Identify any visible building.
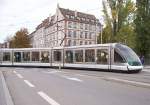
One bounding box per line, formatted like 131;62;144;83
30;4;101;48
0;42;9;48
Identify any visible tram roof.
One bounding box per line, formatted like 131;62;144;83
0;43;121;51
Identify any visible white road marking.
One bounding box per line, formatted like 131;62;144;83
38;91;60;105
16;73;23;78
24;80;35;87
61;75;83;82
44;71;61;74
66;77;83;82
13;71;17;74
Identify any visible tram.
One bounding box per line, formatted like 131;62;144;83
0;43;143;72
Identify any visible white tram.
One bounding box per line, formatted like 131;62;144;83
0;43;143;72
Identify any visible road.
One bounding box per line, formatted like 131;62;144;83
1;67;150;105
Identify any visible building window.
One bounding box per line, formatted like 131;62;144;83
89;32;92;39
70;16;74;19
73;40;76;46
86;18;90;22
92;25;95;31
80;41;83;45
74;22;77;29
80;23;83;29
68;30;72;37
89;25;92;30
80;31;83;38
82;18;85;21
91;20;95;23
85;24;88;30
68;21;72;28
85;41;87;45
85;32;88;39
89;41;92;44
68;40;71;46
66;15;69;18
73;31;76;38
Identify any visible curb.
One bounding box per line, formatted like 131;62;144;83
0;71;14;105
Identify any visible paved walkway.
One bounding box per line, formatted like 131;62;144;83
0;71;7;105
144;65;150;69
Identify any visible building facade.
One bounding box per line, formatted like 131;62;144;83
0;42;9;48
30;5;101;48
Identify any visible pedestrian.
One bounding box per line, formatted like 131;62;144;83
140;55;144;65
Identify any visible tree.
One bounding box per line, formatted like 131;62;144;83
100;0;136;48
134;0;150;58
10;28;31;48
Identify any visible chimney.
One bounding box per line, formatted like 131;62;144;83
49;14;51;22
75;10;78;17
57;3;60;8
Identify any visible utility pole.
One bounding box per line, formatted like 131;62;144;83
101;25;103;44
56;14;67;70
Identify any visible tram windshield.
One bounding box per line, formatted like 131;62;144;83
116;44;142;66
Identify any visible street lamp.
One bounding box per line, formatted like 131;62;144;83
101;24;103;44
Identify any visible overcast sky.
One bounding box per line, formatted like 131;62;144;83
0;0;103;43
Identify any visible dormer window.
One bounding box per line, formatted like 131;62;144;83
91;20;95;23
71;16;74;19
77;17;80;20
86;19;89;22
66;15;69;18
82;18;85;21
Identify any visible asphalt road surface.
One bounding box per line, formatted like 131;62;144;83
1;67;150;105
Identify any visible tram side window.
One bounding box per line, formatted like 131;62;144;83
85;49;95;62
75;50;83;62
65;50;73;63
14;52;21;62
114;50;125;63
54;51;61;62
41;51;49;63
3;52;10;61
97;49;108;64
32;52;39;61
23;52;30;61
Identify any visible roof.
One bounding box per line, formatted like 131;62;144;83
34;6;101;30
59;7;98;24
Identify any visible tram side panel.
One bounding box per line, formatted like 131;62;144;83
10;49;51;67
1;50;13;66
0;50;2;65
63;46;110;70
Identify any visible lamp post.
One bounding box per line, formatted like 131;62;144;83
100;24;103;44
56;15;67;70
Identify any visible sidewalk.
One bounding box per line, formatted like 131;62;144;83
0;71;14;105
0;71;7;105
144;65;150;69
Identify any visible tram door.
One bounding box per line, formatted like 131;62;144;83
0;51;2;65
52;49;63;67
14;52;21;62
96;48;110;70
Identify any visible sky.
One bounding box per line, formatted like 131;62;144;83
0;0;103;43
